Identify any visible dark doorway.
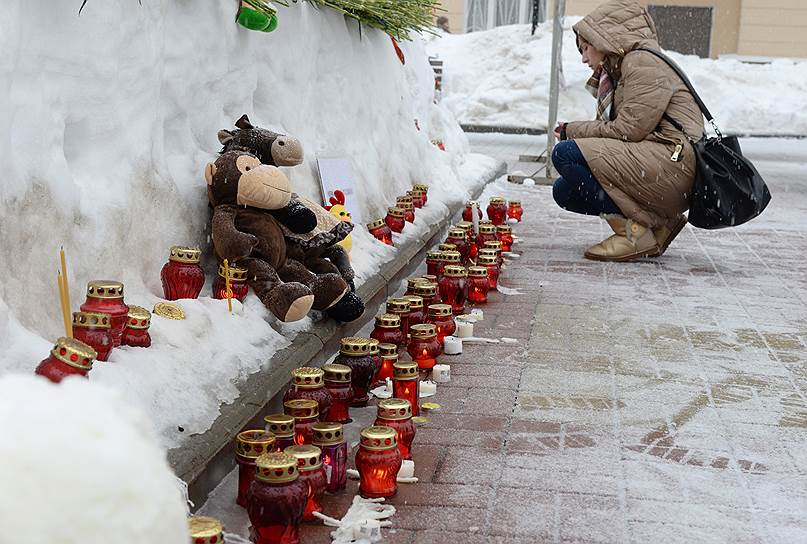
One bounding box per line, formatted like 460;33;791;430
648;5;713;58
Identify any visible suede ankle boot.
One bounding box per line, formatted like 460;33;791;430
585;218;660;262
649;214;687;257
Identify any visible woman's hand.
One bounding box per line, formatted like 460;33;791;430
553;122;567;140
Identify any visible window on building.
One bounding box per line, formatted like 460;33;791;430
466;0;540;32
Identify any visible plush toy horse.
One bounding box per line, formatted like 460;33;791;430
324;190;353;254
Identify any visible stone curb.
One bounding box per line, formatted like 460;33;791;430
176;158;507;506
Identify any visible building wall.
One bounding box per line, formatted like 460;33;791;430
555;0;741;57
436;0;807;59
737;0;807;58
434;0;466;33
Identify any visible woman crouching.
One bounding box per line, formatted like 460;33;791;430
552;0;703;261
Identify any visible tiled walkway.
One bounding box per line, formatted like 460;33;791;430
203;135;807;543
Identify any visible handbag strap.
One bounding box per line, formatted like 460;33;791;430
637;47;722;139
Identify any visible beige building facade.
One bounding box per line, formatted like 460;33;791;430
435;0;807;58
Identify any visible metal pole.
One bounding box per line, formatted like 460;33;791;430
486;0;496;30
545;0;565;179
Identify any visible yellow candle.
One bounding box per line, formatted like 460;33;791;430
223;259;233;313
59;247;73;337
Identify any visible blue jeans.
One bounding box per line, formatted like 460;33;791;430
551;140;622;216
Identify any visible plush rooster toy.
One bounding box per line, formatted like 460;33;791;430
324;190;353;254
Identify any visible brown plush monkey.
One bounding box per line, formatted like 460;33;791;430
206;151;348;321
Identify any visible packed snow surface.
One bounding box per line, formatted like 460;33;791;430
0;375;188;543
427;21;807;135
0;1;498;449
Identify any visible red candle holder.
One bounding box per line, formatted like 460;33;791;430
478;255;500;290
264;414;296;452
368;338;382;386
405;278;424;297
247;452;308;544
375;343;398;386
386;298;411;344
322;364;353;424
439;243;457;253
212;262;249;302
467;266;490;304
439;251;462;281
483;241;504;268
188;516;223;543
384;207;406;233
456;222;478;262
284;399;319;446
367;219;394;246
160;246;204;300
476;224;498;252
71;311;113;362
284;445;327;523
236;430;276;508
392;361;420;416
312;423;347;494
283;367;332;422
496;225;514;252
425;251;446;278
121;305;152;348
408;189;426;208
402;295;426;329
421;274;439;284
462;200;483;222
333;337;376;407
487;197;508;225
413;184;429;205
413;283;438;308
370;314;404;348
396;198;415;223
355;426;402;499
427;304;455;346
507;199;524;222
35;337;96;383
446;228;470;264
407;324;441;370
80;280;128;348
438;265;468;315
375;398;416;461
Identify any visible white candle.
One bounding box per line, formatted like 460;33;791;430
433;364;451;382
398;459;415;479
419;381;437;396
470;308;484;321
443;336;463;355
456;321;473;338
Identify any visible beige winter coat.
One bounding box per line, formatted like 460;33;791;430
565;0;704;228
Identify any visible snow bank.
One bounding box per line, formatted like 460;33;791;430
426;21;807;134
0;1;497;448
0;375;188;543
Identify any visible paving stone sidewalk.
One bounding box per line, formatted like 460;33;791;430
301;136;807;543
204;135;807;543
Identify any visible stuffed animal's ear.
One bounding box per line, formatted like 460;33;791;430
235;114;254;130
218;129;234;145
205;162;217;186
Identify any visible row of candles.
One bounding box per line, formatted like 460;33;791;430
38;182;439;383
33;247;246;383
220;196;524;543
366;194;523;246
364;184;431;246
